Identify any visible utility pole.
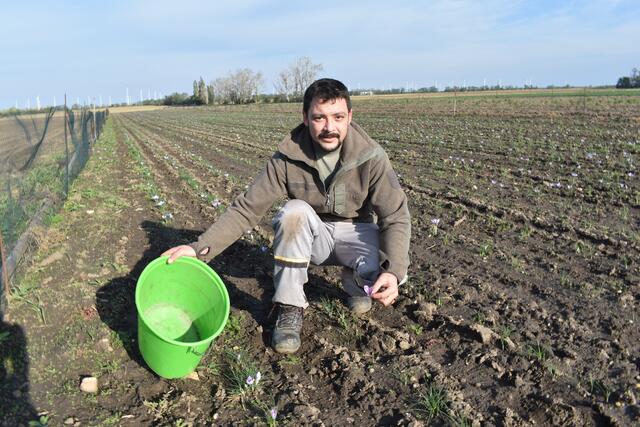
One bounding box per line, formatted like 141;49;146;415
36;95;40;110
126;87;130;105
140;89;143;104
99;95;103;106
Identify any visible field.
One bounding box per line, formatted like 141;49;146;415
2;90;639;426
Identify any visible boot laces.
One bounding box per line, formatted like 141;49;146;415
276;305;303;330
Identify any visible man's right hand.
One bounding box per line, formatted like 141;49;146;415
162;245;197;264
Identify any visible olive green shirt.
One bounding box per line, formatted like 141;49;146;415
313;143;341;189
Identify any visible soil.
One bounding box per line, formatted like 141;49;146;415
1;94;639;426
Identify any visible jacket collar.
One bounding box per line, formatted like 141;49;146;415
277;121;377;169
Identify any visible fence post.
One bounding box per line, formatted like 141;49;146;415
64;94;69;196
0;229;9;300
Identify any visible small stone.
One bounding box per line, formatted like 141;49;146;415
213;413;219;420
369;367;375;373
80;376;98;393
309;368;318;375
64;417;75;425
514;375;525;388
256;325;263;333
184;371;199;381
399;340;411;350
86;210;95;215
96;337;113;352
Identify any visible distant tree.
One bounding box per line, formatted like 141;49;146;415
193;80;199;98
163;92;191;105
207;84;215;105
198;77;208;104
210;69;263;104
616;67;640;88
277;57;323;101
617;76;632;89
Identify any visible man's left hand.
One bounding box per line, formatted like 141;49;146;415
370;272;399;306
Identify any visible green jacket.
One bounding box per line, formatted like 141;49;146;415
191;121;411;281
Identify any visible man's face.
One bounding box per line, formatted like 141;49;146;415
303;97;352;152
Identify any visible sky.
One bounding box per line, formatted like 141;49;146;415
1;0;639;108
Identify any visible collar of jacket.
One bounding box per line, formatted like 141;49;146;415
277;121;384;172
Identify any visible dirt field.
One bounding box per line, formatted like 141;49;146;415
1;92;639;426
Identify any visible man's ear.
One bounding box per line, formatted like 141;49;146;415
303;111;309;126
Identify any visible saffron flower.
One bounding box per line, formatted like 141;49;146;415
246;371;261;386
431;218;441;226
270;408;277;420
364;285;374;296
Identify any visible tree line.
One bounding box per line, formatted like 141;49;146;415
616;68;640;89
163;57;323;106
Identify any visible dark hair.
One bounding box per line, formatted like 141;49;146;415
303;78;351;114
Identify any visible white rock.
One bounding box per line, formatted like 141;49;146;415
80;377;98;393
184;371;200;381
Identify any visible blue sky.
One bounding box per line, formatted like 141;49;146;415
1;0;639;108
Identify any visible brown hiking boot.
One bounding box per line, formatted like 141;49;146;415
272;304;303;354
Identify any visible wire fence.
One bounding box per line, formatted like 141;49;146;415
0;103;108;315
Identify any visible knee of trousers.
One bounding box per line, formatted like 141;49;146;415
272;199;315;229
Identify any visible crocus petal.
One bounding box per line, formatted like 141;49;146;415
364;285;373;296
246;375;254;385
270;408;277;419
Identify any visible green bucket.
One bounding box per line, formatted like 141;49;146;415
135;256;230;378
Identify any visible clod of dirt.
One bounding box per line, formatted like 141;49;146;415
96;337;113;352
292;404;321;419
80;377;98;393
64;417;76;425
467;323;498;344
414;302;437;322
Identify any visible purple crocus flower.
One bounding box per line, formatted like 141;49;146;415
246;375;254;385
270;408;277;419
364;285;374;296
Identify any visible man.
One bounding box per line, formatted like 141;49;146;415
163;78;410;354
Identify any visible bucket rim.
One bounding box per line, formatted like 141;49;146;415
135;255;230;347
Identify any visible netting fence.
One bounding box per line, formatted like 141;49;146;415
0;104;108;315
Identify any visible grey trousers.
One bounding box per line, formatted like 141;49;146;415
271;200;380;308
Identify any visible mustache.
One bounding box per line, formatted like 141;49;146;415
319;131;340;139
